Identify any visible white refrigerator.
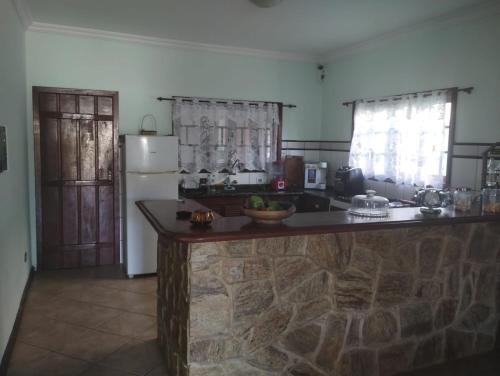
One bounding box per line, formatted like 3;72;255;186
122;135;179;277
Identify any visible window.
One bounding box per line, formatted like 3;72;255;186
349;89;455;188
173;98;281;173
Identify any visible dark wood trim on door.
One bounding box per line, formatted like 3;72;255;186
33;87;120;269
0;268;34;376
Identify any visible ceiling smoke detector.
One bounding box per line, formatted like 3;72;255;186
249;0;284;8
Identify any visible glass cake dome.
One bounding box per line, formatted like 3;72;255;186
348;190;390;218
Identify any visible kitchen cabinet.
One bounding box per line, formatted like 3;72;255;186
193;192;330;217
301;194;330;212
194;197;246;217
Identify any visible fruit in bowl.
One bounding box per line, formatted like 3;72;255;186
248;195;265;209
244;196;296;224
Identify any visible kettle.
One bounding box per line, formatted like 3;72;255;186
414;188;452;208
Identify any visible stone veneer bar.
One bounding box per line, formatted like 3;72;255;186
138;200;500;376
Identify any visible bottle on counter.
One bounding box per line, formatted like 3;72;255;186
482;188;500;214
453;188;473;212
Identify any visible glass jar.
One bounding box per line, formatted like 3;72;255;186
482;188;500;214
348;190;389;217
453;188;473;212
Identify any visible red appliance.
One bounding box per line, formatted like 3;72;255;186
271;177;288;191
271;176;288;191
270;160;288;191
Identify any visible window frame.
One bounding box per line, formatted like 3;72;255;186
348;88;458;188
277;102;283;160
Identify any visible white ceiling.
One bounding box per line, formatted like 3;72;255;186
25;0;492;58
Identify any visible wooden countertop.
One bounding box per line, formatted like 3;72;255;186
136;199;500;243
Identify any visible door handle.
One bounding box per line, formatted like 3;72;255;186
108;169;113;181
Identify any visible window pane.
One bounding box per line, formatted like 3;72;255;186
442;128;449;152
444;102;452;126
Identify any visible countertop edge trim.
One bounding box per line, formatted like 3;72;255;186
136;200;500;243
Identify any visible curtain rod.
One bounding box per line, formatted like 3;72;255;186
341;86;474;107
157;96;297;109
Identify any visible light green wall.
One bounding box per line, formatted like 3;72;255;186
0;0;31;361
25;30;323;266
22;10;500;267
322;12;500;142
26;32;323;139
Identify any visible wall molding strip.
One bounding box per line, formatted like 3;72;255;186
27;22;319;63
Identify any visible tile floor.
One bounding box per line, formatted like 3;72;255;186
7;265;167;376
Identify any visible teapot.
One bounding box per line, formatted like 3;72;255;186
414;188;452;208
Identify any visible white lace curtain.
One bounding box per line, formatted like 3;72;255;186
349;90;451;188
173;98;279;173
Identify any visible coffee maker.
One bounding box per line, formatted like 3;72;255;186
333;166;364;197
304;162;327;190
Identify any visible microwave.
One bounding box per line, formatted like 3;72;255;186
304;162;327;190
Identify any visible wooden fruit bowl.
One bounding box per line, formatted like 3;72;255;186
243;203;296;225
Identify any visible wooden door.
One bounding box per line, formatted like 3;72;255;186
33;87;119;269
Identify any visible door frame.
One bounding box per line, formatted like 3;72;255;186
33;86;120;269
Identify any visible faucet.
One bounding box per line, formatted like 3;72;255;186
224;176;237;191
230;159;242;174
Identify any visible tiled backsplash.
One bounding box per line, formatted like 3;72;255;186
179;171;269;189
175;140;493;198
282;139;494;201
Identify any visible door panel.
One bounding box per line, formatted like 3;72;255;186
41;118;60;182
81;186;97;243
98;96;113;115
34;87;119;269
40;93;57;112
99;185;114;243
79;96;95;114
42;187;60;245
60;94;76;113
62;186;78;245
98;121;113;180
60;119;77;180
80;120;96;180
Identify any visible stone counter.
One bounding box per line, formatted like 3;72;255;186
156;222;500;376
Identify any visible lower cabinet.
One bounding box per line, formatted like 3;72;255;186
223;204;245;217
194;197;246;217
193;193;330;217
301;194;330;212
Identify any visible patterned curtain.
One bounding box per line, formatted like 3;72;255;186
173;98;279;173
349;90;450;188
